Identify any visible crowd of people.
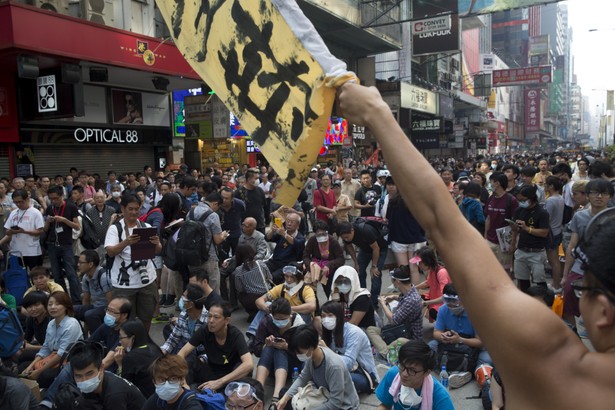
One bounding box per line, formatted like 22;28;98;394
1;93;615;409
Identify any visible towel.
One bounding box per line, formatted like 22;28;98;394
388;372;434;410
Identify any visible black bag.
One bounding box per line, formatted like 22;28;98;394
562;205;573;225
356;217;389;244
381;323;409;345
54;382;104;410
164;209;213;271
437;341;479;373
80;213;100;250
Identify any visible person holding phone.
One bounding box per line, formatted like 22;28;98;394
253;297;304;403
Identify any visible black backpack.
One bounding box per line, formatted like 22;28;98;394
164;208;213;271
80;212;100;250
355;217;388;247
54;382;104;410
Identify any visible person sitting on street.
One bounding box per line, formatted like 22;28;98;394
253;297;304;402
142;354;204;410
265;213;306;284
74;249;113;335
428;284;493;389
320;301;379;394
16;291;50;367
233;244;273;319
224;378;265;410
412;246;451;320
329;265;376;329
368;265;423;359
22;266;64;314
302;220;345;298
178;302;253;391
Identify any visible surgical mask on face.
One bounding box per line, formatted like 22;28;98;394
322;317;336;331
399;385;422;407
518;200;530;208
337;283;351;294
77;372;101;394
284;281;295;289
491;163;497;170
272;318;290;328
316;235;328;243
111;191;121;198
296;352;310;362
449;306;465;316
178;298;187;312
103;313;116;327
155;381;182;401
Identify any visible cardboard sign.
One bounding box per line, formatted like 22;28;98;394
155;0;355;206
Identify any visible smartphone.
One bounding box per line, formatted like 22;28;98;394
274;217;283;228
10;225;19;230
504;218;517;225
274;337;285;343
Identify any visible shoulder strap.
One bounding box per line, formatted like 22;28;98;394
114;221;123;241
176;390;196;409
199;209;213;222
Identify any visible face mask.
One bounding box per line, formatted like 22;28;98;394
316;235;328;243
103;313;116;327
337;283;351;294
156;381;182;401
77;372;101;394
399;385;422;407
518;200;529;208
449;306;465;316
322;317;336;331
284;281;295;289
491;164;497;170
272;317;290;328
296;352;311;362
111;191;121;198
178;298;187;312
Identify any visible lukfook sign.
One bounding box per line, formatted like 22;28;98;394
74;128;139;143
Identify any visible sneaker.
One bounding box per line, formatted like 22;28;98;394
161;296;176;308
448;371;472;389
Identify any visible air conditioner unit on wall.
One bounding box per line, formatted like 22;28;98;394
85;0;114;26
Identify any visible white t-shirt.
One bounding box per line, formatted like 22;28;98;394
104;219;157;289
4;207;44;256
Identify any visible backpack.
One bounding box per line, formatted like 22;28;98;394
437;338;479;373
355;217;388;247
2;254;29;306
138;208;162;223
159;389;225;410
562;205;573;225
164;208;213;271
0;305;24;357
80;212;100;250
54;382;101;410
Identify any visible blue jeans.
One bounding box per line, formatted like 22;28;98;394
41;364;73;408
258;346;289;372
351;370;372;394
248;310;265;336
357;246;388;307
47;244;81;303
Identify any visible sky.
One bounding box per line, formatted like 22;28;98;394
568;0;615;108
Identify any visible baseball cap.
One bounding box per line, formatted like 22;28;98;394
311;168;318;173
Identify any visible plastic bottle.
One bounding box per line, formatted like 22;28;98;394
292;367;299;382
396;340;402;354
387;346;398;366
439;365;449;390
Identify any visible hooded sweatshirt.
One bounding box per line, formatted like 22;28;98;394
330;266;375;328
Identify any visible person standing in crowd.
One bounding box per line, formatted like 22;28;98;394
44;185;81;304
0;189;44;270
544;176;565;289
355;169;381;217
533;158;552;187
484;172;518;273
313;174;337;234
332;180;352;224
341;167;362;222
104;194;161;331
236;170;268;234
572;157;590;182
85;190;116;259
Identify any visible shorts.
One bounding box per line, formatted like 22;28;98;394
112;281;159;324
390;241;427;254
546;232;563;251
563;272;583;317
513;249;547;283
487;240;512;270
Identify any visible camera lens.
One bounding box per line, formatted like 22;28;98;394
139;263;149;284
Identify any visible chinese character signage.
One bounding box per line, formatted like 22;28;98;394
401;83;438;114
37;75;57;113
493;66;552;87
411;118;443;132
411;135;440;150
525;89;541;133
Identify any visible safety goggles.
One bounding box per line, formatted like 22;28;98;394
282;265;298;275
224;381;259;401
443;294;460;306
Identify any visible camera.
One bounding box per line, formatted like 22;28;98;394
368;198;377;206
137;261;149;284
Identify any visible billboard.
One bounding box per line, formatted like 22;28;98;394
525;89;541;133
458;0;561;17
172;88;203;137
412;0;459;56
492;66;552;87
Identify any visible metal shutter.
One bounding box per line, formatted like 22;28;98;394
32;146;155;177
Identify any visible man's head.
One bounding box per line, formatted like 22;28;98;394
589;160;615;180
180;283;206;313
188;268;212;292
224;379;265;410
288;324;320;359
241;217;257;236
150;355;189;401
488;172;508;193
71;184;84;204
284;213;301;233
390;265;412;290
22;290;48;319
551;163;572;184
360;170;372;187
343;168;353;181
245;170;258;188
207;302;232;334
120;194;141;222
320;174;331;188
104;297;131;329
519;167;537;185
78;250;100;276
11;189;29;211
396;340;437;389
538;159;549;172
337;221;354;243
571;180;589;208
502;164;520;182
12;177;25;190
440;168;453;184
585;179;614;210
69;342;105;393
282;264;304;288
48;185;65;207
205;192;223;212
442;283;464;315
178;176;197;196
107;170;117;182
29;266;52;291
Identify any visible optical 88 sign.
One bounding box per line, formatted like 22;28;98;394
74;128;140;143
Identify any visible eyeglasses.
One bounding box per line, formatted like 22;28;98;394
224;382;260;410
588;191;608;197
105;307;121;315
154;376;181;385
397;363;426;376
571;279;615;304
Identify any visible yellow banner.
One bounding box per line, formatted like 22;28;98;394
156;0;355;206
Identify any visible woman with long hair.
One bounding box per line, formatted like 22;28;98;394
413;246;451;321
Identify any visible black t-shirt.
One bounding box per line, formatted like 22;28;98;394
188;324;249;377
45;201;79;245
513;204;550;249
354;185;382;217
24;315;50;345
204;291;224;310
82;371;145;410
346;294;376;328
105;199;122;214
349;222;385;252
141;388;203;410
235;186;266;229
122;345;162;398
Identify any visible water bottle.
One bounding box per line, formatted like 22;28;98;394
292;367;299;382
387;346;398;366
439;365;449;390
396;340;402;354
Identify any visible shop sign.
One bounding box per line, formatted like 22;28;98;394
37;75;57;113
525;89;541;133
412;15;451;35
74;128;139;144
401;83;437;115
351;124;366;140
493;66;552;87
411;118;443;132
411;135;439;149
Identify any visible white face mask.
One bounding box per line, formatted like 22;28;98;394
111;191;121;198
76;372;101;394
297;352;311;362
322;317;337;331
399;385;422;407
316;234;328;243
337;283;352;294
